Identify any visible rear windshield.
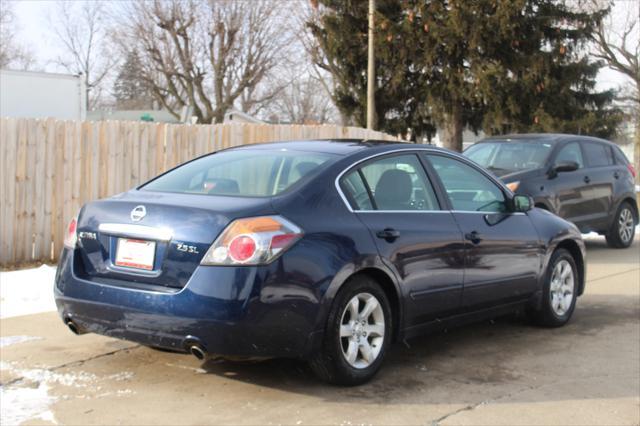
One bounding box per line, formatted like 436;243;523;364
464;141;553;174
141;149;337;197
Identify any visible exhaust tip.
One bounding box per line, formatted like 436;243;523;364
65;319;79;335
189;345;206;360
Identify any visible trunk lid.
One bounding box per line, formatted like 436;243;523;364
74;190;275;290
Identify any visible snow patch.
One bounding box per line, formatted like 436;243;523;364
0;335;43;348
0;264;57;318
0;361;135;425
0;380;57;426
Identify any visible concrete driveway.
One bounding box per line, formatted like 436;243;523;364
1;236;638;425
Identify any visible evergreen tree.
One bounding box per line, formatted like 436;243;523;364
310;0;621;150
308;1;437;140
113;49;153;110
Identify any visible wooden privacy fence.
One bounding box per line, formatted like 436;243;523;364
0;118;397;268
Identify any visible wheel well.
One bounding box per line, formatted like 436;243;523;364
351;268;401;342
556;239;585;295
620;197;639;222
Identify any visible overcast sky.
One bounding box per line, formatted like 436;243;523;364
6;0;639;93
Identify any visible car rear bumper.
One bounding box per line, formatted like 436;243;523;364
54;249;321;358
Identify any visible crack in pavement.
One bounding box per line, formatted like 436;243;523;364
427;372;633;426
586;267;640;284
1;344;140;388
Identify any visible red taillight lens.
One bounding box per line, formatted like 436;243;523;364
228;235;257;263
201;216;303;266
64;216;78;249
627;164;637;178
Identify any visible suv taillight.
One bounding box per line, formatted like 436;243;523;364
627;164;637;178
200;216;303;266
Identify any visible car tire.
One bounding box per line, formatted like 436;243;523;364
309;275;392;386
530;248;578;327
605;202;636;248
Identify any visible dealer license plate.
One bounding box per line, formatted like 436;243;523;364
115;238;156;271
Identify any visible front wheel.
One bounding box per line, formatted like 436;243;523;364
530;248;578;327
309;275;392;386
606;202;636;248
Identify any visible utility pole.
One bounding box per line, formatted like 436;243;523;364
366;0;375;130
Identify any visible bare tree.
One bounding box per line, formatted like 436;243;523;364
0;3;36;70
50;1;115;109
121;0;291;124
589;1;639;104
265;62;337;124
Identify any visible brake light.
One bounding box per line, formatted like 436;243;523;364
228;235;257;262
201;216;303;265
627;164;637;178
64;216;78;249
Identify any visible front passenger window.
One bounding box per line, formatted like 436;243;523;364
555;143;584;168
427;155;507;213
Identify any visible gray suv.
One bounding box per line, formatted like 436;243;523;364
464;134;638;248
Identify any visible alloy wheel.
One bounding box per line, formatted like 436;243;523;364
550;259;574;316
339;292;385;369
618;208;634;244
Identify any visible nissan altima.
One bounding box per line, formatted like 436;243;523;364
55;140;586;385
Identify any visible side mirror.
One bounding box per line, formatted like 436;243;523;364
553;161;579;173
513;194;533;212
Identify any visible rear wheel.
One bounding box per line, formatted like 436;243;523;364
309;275;392;386
606;202;636;248
530;248;578;327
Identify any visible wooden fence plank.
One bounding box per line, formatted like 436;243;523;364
43;118;55;261
1;119;18;264
32;119;47;260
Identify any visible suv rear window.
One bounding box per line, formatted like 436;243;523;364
582;142;613;167
141;149;337;197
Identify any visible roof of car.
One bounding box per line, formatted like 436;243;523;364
229;139;447;155
478;133;614;145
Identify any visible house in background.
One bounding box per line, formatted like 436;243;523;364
224;109;265;124
86;109;180;123
0;69;86;120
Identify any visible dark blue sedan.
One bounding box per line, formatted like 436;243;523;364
55;140;586;385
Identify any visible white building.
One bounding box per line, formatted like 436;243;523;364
0;69;86;120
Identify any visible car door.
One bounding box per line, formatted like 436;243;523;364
548;141;593;223
580;141;617;229
339;152;465;326
423;153;542;309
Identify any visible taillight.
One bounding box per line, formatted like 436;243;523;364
627;164;637;178
201;216;303;265
64;216;78;249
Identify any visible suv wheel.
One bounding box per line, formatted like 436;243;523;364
309;275;392;386
606;202;636;248
530;248;578;327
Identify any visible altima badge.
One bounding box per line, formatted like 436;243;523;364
131;205;147;222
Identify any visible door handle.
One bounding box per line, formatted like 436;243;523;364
376;228;400;241
583;176;591;184
465;231;482;244
614;171;620;179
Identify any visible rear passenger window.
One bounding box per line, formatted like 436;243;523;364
583;142;613;167
341;154;440;211
342;172;373;210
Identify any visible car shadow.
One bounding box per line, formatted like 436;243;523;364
198;293;639;404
